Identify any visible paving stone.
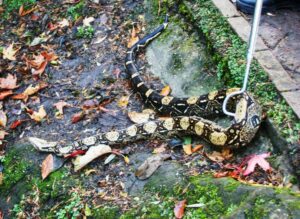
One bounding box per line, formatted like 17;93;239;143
273;32;300;80
281;90;300;119
254;50;299;91
211;0;241;18
259;21;285;48
228;17;268;51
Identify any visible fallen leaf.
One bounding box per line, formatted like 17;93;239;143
65;150;86;158
53;101;70;115
85;204;92;216
0;111;7;127
127;26;139;48
71;111;85;123
28;137;58;152
10;120;25;129
128;111;150;124
183;144;192;155
174;200;187;219
243;153;271;176
135;153;171;180
160;85;171;96
41;154;54;180
117;95;129;108
206;151;226;162
192;144;203;153
2;43;19;61
221;148;233;160
0;74;18;89
124;156;130;164
153;144;167;154
58;18;70;28
0;90;13;100
31;60;48;76
213;171;229;178
104;154;116;164
41;154;65;179
0;130;8;140
41;51;58;61
73;144;112;171
19;5;36;16
29;105;47;122
83;17;95;26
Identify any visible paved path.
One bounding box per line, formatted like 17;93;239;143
212;0;300;118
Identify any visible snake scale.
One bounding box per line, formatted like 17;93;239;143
30;18;262;156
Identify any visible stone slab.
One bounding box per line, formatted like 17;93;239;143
281;90;300;119
211;0;241;18
254;50;300;91
228;17;268;51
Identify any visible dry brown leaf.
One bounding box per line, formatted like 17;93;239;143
71;111;85;123
29;105;47;122
127;26;139;48
0;74;18;89
41;154;54;180
0;111;7;127
19;5;37;16
117;95;129;108
2;43;19;61
192;144;203;153
128;111;150;124
0;130;8;140
0;90;13;100
160;85;171;96
41;51;58;61
206;151;225;162
58;18;70;28
53;101;69;115
183;144;192;155
135;153;171;180
73;144;112;171
31;60;48;76
174;200;187;219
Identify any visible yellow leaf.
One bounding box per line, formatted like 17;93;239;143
124;156;130;164
117;96;129;108
0;110;7;127
2;43;19;61
160;85;171;96
29;105;47;122
183;144;192;155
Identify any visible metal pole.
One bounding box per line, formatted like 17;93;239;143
222;0;263;118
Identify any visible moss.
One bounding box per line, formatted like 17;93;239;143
223;178;241;192
0;146;36;194
93;206;121;219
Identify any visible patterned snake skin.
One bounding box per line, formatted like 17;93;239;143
31;18;262;156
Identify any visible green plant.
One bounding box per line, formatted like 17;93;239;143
2;0;36;18
77;26;94;39
67;1;85;20
55;192;84;219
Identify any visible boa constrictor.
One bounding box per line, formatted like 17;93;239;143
30;19;262;156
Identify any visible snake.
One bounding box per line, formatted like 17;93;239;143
30;18;262;156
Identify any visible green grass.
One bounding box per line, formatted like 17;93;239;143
2;0;36;18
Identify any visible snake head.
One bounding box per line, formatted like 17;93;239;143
28;137;58;153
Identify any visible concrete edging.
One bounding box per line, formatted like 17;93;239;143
211;0;300;118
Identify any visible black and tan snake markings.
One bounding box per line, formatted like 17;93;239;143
31;18;262;156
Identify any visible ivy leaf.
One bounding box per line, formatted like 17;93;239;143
243;153;271;176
